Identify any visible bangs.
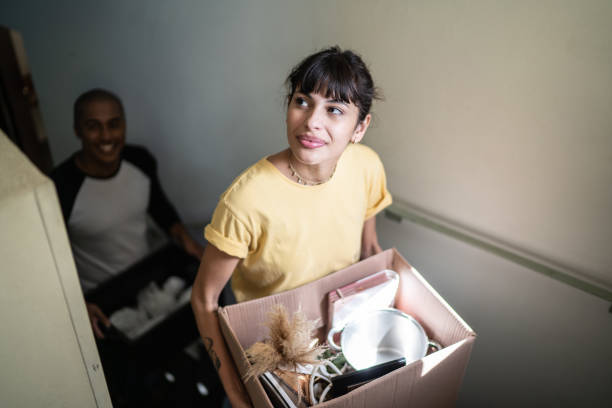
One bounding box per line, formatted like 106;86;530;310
286;46;378;121
293;57;359;105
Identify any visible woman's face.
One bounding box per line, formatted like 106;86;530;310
286;90;370;167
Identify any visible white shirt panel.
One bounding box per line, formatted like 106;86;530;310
68;161;150;291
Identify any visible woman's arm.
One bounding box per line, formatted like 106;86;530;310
361;216;383;259
191;244;252;407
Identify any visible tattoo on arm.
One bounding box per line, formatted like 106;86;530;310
203;337;221;370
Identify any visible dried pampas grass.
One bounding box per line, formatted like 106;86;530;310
244;304;324;381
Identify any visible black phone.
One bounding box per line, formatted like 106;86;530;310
328;357;406;399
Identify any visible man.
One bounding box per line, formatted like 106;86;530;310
52;88;204;338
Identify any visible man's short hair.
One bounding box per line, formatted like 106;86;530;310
73;88;124;129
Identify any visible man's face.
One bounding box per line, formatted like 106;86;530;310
75;99;126;168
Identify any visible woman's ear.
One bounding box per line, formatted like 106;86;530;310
352;114;371;143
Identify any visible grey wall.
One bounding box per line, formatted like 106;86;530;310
2;1;611;405
1;0;325;222
377;214;612;407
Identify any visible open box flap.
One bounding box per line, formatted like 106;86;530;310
218;307;272;408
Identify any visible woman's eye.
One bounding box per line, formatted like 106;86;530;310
295;97;308;107
328;106;343;115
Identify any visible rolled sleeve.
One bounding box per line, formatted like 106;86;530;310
364;152;392;219
204;199;251;258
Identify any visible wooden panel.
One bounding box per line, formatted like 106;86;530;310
0;26;53;174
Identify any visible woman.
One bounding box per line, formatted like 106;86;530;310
191;46;392;407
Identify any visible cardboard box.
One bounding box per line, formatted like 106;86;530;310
218;249;476;407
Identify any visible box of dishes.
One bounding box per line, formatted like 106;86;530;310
218;248;476;407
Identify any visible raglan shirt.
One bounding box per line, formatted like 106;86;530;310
51;145;181;293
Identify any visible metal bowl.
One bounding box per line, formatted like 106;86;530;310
328;308;439;370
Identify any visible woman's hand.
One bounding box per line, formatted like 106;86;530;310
86;302;110;339
170;222;205;260
360;216;383;259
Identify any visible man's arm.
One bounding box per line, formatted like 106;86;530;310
169;222;204;260
123;147;204;259
191;244;252;408
123;146;183;234
51;160;111;339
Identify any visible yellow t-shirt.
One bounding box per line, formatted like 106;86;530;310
204;144;392;302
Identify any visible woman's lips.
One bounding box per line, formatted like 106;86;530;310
297;135;326;149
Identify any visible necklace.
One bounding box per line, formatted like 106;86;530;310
288;155;336;186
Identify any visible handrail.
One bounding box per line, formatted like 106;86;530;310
384;200;612;307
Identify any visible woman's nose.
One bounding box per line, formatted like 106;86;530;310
305;108;323;130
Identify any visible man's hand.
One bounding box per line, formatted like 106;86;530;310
86;302;110;339
170;223;205;260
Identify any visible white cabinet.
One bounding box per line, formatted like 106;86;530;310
0;132;111;407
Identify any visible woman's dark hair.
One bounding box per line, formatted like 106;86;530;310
73;88;124;129
286;46;380;122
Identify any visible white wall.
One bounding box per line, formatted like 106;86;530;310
377;214;612;407
313;0;612;292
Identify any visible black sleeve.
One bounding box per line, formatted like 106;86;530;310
50;156;85;224
122;145;182;233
